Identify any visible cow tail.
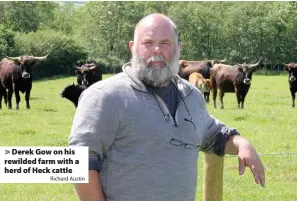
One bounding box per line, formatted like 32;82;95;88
209;69;216;89
209;69;217;97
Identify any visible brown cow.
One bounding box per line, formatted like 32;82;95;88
189;72;211;100
210;58;263;109
0;54;49;109
178;58;226;102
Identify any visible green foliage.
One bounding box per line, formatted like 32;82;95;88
14;29;88;78
2;2;297;77
46;2;77;35
0;24;16;59
0;2;57;33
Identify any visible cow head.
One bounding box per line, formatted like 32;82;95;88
197;79;211;93
238;58;263;85
6;53;49;79
74;64;97;86
284;63;297;83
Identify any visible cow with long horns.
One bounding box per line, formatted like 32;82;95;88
0;54;49;109
210;58;263;109
74;63;102;87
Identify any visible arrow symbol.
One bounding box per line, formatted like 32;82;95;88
5;150;10;155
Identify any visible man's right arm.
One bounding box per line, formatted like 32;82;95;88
69;87;120;201
75;170;106;201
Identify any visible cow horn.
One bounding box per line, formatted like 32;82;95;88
249;58;263;68
33;52;50;61
88;66;97;70
6;56;21;62
219;57;227;63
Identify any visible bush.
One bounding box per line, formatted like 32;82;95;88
88;56;124;74
14;29;88;78
0;24;16;59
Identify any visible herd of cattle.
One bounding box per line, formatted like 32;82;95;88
0;53;297;110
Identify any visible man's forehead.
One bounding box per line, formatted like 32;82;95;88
141;32;172;41
137;24;175;41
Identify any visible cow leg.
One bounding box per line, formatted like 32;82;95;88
7;89;13;109
291;90;295;108
0;88;6;109
212;88;217;108
25;90;31;109
235;88;241;109
219;90;224;109
3;89;7;106
241;94;246;109
204;92;210;103
14;90;21;110
0;90;2;109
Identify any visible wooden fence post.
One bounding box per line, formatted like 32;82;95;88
203;153;224;201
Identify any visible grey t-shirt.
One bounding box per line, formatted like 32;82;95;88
144;81;179;118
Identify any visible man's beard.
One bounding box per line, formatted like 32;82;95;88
131;50;180;87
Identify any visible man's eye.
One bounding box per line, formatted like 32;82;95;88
144;41;152;44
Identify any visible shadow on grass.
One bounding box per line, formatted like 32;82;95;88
18;129;36;135
233;115;248;121
43;108;58;112
47;140;68;146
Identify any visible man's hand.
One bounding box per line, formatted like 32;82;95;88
238;143;265;187
225;135;265;187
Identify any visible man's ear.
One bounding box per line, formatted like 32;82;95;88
129;41;134;54
178;42;182;50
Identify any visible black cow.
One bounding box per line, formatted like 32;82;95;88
75;63;102;87
210;58;263;109
0;54;49;109
284;63;297;107
60;83;87;107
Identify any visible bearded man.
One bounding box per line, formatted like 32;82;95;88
69;13;265;201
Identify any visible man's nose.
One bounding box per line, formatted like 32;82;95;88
153;45;162;55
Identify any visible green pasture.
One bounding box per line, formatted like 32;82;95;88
0;74;296;201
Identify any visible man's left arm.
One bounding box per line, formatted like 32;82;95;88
199;97;265;187
225;135;265;187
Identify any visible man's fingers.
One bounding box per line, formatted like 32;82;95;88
250;165;258;182
259;167;266;187
251;165;266;187
238;157;245;175
260;174;265;187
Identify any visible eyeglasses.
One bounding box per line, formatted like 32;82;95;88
170;138;200;149
184;117;196;130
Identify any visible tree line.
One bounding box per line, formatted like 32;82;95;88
0;1;296;78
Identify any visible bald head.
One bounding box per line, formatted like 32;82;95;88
134;13;178;45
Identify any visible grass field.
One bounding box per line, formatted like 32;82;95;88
0;74;296;201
